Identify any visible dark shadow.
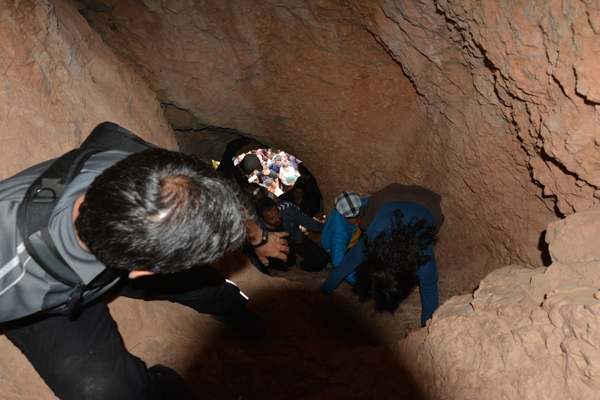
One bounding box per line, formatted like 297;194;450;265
181;280;428;400
537;230;552;267
1;246;429;399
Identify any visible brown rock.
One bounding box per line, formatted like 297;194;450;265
0;0;177;183
77;0;566;274
400;205;600;399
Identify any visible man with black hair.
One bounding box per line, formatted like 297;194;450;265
216;136;262;190
320;183;444;327
263;177;283;197
0;142;289;399
254;163;279;186
255;197;330;272
268;155;282;174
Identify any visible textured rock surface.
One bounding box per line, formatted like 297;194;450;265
77;0;584;279
2;0;600;398
0;0;177;183
399;206;600;399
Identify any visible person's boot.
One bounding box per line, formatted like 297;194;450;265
213;308;266;340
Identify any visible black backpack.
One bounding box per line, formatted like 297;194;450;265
17;122;157;314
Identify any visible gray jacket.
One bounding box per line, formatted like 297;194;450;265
0;151;129;322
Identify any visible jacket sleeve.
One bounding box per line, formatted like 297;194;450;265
217;137;251;166
415;243;439;326
293;207;324;233
320;236;366;295
321;210;354;267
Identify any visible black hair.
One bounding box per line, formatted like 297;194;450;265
75;148;248;274
292;181;306;191
254;196;277;218
352;209;437;313
263;177;274;187
297;162;309;175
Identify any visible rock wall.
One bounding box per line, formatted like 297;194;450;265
0;0;177;183
76;0;591;279
399;206;600;399
77;0;432;194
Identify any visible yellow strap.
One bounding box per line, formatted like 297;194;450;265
346;227;362;250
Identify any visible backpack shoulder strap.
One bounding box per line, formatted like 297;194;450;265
80;121;157;153
17;146;106;287
17;122;155;313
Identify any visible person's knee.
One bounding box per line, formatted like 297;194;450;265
298;253;329;272
46;348;154;400
147;364;197;399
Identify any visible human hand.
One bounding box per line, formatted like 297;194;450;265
313;212;326;222
254;231;289;265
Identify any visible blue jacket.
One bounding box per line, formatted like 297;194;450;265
320;201;439;327
321;197;370;267
321;197;369;285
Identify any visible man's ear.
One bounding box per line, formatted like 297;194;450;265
128;270;155;279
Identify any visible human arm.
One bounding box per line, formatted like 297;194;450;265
312;211;325;221
415;243;439;327
320;210;353;267
218;137;252;166
320;236;367;295
330;222;353;267
245;219;288;265
293;207;325;233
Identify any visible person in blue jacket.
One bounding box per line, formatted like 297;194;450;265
320;183;444;327
321;191;370;284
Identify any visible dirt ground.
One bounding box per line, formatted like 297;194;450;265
0;233;486;400
183;231;485;400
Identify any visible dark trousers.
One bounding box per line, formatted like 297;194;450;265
266;235;330;272
1;266;247;400
290;235;330;272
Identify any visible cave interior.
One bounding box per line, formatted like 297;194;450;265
2;0;600;398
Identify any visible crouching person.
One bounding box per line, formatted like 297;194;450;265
320;183;444;327
255;197;330;272
0;124;288;400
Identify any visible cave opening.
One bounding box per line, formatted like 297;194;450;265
171;122;430;333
